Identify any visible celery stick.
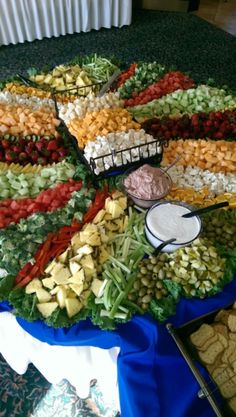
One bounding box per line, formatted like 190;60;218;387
109;256;131;274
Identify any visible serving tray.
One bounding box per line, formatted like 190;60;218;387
166;304;236;417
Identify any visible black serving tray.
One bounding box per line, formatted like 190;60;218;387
166;303;236;417
53;96;168;180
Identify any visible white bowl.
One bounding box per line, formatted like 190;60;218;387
145;201;202;252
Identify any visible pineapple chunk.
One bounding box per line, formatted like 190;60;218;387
111;190;124;199
106;200;124;219
68;268;85;285
118;196;127;209
71;233;82;246
86;233;101;246
51;266;71;285
37;302;58;318
92;209;106;224
91;278;107;297
45;259;57;274
99;247;109;264
69;260;81;275
25;278;42;294
83;267;96;279
42;277;55;290
80;255;95;270
105;221;119;232
76;245;93;256
65;298;83;318
56;287;68;308
43;74;53;84
36;288;52;303
34;75;45;83
57;248;70;264
49;262;64;276
69;283;84;297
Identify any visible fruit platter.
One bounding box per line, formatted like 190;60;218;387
0;54;235;330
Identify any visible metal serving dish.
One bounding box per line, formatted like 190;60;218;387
166;304;236;417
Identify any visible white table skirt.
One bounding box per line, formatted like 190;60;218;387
0;312;120;409
0;0;132;46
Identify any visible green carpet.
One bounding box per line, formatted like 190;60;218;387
0;9;236;88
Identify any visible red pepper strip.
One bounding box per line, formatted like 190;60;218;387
15;187;110;288
17;275;33;288
15;262;33;284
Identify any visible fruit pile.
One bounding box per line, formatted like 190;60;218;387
0;179;82;228
129;85;236;122
0;135;68;164
124;71;195;107
141;110;236;140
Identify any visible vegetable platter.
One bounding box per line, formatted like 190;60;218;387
0;54;235;330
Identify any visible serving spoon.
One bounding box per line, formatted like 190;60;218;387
153;238;176;256
182;201;229;218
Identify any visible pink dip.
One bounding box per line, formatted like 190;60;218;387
124;164;171;199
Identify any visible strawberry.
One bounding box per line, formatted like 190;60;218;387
35;142;44;152
19;152;28;161
51;152;59;162
1;139;10;149
12;145;22;154
31;151;39;163
47;140;58;151
5;150;17;162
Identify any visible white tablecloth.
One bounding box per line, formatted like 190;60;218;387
0;0;132;46
0;312;120;408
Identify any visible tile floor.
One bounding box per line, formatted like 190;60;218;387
194;0;236;36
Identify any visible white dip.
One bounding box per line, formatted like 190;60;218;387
146;203;200;244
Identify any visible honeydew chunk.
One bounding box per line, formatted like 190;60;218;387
69;283;84;297
69;260;81;275
68;269;85;285
56;287;68;308
52;266;71;285
65;298;83;318
25;278;42;294
42;277;55;290
36;288;52;303
37;302;59;318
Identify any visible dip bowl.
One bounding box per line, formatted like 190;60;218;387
122;164;172;209
145;201;202;252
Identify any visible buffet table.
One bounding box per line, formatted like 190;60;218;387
0;0;132;46
1;277;236;417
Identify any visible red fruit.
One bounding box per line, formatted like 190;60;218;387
0;151;4;160
57;148;67;157
18;138;27;147
5;151;16;162
25;143;35;154
51;152;59;162
12;145;22;154
31;151;39;163
19;152;28;161
35;142;44;152
1;139;10;149
47;140;58;151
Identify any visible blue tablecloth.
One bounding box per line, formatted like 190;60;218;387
1;277;236;417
